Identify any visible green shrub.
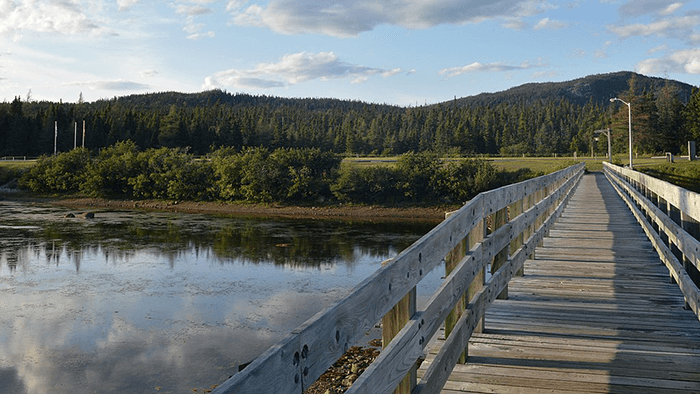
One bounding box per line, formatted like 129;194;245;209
81;141;140;197
432;159;498;202
20;148;90;193
395;151;440;201
331;165;400;204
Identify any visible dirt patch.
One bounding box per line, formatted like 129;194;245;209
51;198;452;223
303;340;383;394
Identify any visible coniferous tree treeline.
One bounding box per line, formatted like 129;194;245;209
1;72;699;157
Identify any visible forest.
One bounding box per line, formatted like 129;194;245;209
1;71;699;159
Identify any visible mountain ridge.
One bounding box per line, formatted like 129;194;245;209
103;71;696;110
447;71;696;108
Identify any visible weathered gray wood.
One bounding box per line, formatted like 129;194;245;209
212;163;585;394
347;168;583;394
608;163;700;223
413;167;582;394
416;172;700;394
605;164;700;317
382;258;417;394
346;244;486;394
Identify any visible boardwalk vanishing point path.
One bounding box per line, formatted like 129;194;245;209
419;172;700;393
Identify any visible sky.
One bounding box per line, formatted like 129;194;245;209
0;0;699;107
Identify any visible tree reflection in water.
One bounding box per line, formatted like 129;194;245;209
0;201;439;394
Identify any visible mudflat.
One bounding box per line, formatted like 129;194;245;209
53;197;452;223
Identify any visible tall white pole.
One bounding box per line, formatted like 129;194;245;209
627;103;632;170
54;121;57;155
606;128;611;162
74;121;77;150
610;98;633;170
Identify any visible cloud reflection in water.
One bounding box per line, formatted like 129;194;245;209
0;203;437;393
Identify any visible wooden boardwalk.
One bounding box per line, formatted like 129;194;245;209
419;172;700;393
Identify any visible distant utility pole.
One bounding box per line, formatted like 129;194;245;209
82;120;86;148
74;121;77;150
54;121;58;155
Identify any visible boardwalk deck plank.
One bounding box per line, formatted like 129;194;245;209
418;172;700;394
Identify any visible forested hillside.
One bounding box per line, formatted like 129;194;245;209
1;71;699;157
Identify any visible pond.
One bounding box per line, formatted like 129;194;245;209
0;201;441;394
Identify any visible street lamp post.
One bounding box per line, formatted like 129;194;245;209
593;128;611;163
610;98;632;170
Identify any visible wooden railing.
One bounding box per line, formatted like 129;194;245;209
212;162;585;394
604;162;700;318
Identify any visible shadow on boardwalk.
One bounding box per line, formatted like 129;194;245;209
421;172;700;393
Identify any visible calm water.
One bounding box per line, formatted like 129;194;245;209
0;201;440;394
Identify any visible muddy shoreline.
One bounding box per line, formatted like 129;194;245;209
48;197;453;223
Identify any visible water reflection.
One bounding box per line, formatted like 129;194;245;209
0;201;439;393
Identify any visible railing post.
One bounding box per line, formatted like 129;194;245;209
510;197;525;276
527;192;536;259
492;206;508;299
382;260;416;394
468;218;486;333
535;186;545;248
444;212;468;364
444;208;485;364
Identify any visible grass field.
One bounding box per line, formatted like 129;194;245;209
0;159;34;185
343;155;649;174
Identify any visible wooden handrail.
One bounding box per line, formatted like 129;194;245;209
604;162;700;318
212;162;585;394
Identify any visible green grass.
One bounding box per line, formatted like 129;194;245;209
341;156;400;168
0;160;34;186
344;155;586;174
635;159;700;193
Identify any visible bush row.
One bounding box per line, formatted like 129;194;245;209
19;142;511;205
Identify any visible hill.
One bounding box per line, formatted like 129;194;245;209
448;71;696;108
98;71;694;111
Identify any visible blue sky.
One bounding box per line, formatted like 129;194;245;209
1;0;699;106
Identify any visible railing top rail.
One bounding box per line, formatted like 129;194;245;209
603;162;700;318
603;162;700;223
212;162;585;394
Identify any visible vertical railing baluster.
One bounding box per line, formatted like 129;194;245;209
444;206;486;364
492;206;509;299
382;259;416;394
510;196;525;276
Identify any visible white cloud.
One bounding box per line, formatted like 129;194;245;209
648;44;667;54
608;15;700;43
636;48;700;74
660;2;684;15
229;0;553;37
203;52;403;89
174;4;213;17
172;1;216;40
439;60;541;78
502;18;528;30
534;17;568;30
203;51;402;90
117;0;139;11
89;80;150;91
226;0;248;12
139;69;158;78
0;0;103;38
618;0;687;17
